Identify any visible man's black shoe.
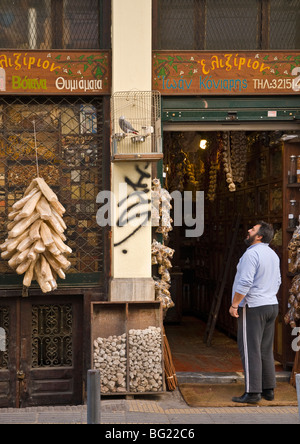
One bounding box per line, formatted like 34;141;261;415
232;392;261;404
262;389;274;401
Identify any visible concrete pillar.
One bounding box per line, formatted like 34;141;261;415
110;0;154;301
112;0;152;93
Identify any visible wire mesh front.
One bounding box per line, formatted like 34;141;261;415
270;0;300;49
155;0;300;50
0;0;101;50
111;91;162;157
0;96;104;281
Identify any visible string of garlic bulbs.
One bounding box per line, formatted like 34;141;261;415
207;161;218;202
230;132;247;184
222;132;236;192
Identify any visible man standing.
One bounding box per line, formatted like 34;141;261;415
229;221;281;404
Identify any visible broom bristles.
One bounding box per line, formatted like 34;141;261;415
163;327;178;391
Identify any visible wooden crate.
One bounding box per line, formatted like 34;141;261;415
91;301;165;395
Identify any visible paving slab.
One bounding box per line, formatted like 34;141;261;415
0;372;298;425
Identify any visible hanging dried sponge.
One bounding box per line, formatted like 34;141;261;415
0;177;72;293
152;240;175;311
152;178;173;240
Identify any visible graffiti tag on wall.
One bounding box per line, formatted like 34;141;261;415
115;163;151;254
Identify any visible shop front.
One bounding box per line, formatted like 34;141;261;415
0;50;111;407
153;50;300;371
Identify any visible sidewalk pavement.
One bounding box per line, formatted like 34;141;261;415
0;372;299;425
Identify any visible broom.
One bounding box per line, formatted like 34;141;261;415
163;326;178;391
290;348;299;388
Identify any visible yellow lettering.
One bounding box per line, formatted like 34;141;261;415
0;55;8;68
260;63;270;72
28;57;35;70
200;59;210;75
224;54;233;71
238;58;246;70
210;55;219;71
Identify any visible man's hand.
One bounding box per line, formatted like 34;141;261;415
229;306;239;318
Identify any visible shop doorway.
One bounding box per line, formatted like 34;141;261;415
0;295;83;408
162;128;300;370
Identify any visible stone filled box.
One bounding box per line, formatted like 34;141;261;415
91;301;165;395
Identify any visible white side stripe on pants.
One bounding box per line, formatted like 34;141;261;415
243;305;250;393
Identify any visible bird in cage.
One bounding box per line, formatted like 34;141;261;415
119;116;139;135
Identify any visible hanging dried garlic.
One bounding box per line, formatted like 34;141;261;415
0;177;72;293
222;132;236;192
207;161;218;202
178;150;199;189
230;131;247;184
284;274;300;328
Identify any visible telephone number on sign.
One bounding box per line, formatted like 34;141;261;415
253;67;300;91
253;78;296;90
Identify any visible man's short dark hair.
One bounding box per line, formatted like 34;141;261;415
256;221;274;244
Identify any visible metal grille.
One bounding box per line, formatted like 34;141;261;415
63;0;100;49
206;0;259;50
270;0;300;49
0;96;104;278
158;0;199;50
0;306;9;369
32;304;73;367
0;0;101;50
155;0;300;50
157;0;260;50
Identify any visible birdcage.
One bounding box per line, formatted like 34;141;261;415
111;91;163;161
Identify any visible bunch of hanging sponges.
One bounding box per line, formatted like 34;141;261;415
0;177;72;293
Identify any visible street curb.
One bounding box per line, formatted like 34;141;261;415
176;371;291;385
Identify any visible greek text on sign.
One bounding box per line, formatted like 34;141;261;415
153;51;300;95
0;51;111;95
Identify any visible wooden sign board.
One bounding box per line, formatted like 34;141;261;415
0;50;111;95
153;51;300;95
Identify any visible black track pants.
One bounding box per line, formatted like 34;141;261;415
237;304;279;394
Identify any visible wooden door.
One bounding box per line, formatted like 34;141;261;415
0;295;83;408
0;299;17;408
